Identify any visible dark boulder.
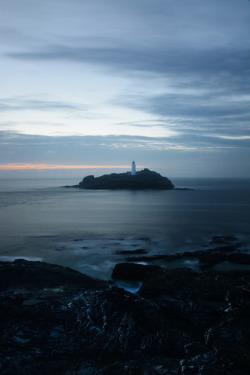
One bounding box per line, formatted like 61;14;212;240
0;260;189;374
0;258;105;291
112;262;162;280
1;259;250;374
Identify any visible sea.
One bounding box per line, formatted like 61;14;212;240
0;177;250;281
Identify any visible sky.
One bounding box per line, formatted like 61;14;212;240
0;0;249;178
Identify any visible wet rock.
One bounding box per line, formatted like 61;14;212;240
0;258;105;291
124;254;172;262
139;268;249;324
138;267;250;374
116;249;148;255
1;259;250;374
0;260;188;374
198;252;250;270
211;235;239;245
123;241;248;271
100;359;180;375
204;285;250;373
112;262;162;280
179;351;247;375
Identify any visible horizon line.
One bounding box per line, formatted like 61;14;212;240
0;163;143;171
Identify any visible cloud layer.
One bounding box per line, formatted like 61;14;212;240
0;0;249;176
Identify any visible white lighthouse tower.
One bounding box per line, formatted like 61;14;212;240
131;161;136;175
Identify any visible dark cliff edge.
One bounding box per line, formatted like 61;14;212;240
1;237;250;375
66;168;175;190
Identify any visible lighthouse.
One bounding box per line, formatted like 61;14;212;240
131;161;136;175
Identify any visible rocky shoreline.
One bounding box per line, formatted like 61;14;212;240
1;237;250;374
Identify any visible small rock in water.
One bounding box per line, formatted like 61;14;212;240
116;249;148;255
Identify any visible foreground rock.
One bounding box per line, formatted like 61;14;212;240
112;263;250;374
69;168;174;190
122;237;250;271
1;259;250;374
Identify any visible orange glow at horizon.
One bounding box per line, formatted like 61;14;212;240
0;163;136;171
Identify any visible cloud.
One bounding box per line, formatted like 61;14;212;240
131;91;250;121
6;44;249;82
212;135;250;141
0;131;249;177
0;163;131;170
0;131;246;161
0;97;85;112
7;43;249;135
1;0;249;177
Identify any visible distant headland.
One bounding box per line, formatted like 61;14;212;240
67;161;175;190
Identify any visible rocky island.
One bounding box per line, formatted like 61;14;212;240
72;168;174;190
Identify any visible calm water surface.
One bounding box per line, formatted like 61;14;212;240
0;177;249;279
